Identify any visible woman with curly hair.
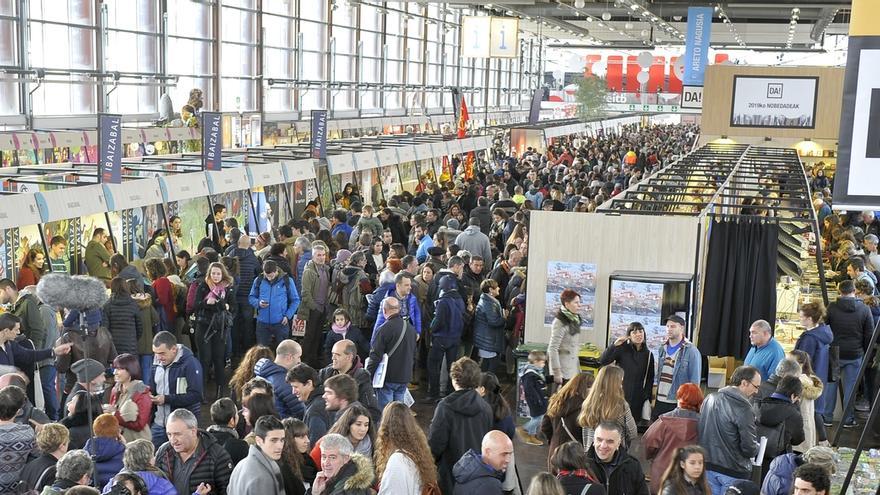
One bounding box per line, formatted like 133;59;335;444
228;346;274;402
374;401;438;494
541;372;594;468
578;364;637;450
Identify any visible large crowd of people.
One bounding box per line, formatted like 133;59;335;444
0;122;859;495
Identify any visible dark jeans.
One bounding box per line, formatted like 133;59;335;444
39;365;59;421
233;304;255;362
256;321;290;348
480;356;498;373
197;323;227;393
301;309;326;368
652;400;677;420
428;337;460;397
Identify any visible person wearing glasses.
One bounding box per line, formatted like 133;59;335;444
697;365;761;495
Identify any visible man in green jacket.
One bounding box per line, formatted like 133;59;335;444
84;228;112;283
0;278;48;349
298;242;331;367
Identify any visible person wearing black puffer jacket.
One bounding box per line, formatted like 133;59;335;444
230;235;260;366
599;322;655;422
155;409;233;495
585;422;648;495
755;375;805;469
102;278;143;356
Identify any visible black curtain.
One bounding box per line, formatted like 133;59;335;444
698;217;779;359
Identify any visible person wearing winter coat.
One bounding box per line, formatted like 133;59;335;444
100;438;176;495
128;281;158;388
308;434;375;495
585;422;649;495
366;298;418;410
643;383;703;494
519;351;548;445
368;272;422;343
469;197;493;236
230;235;261;360
155;409;233;495
249;260;302;347
254;340;306;419
323;309;369;364
84;414;126;488
600;322;655;421
698;366;760;495
755;375;805;466
357;206;384;239
149;332;204;447
541;373;592;469
102;278;144;356
107;354;152;442
427;275;465;400
229;416;287;495
328;253;372;332
193;262;236;396
548;289;583;384
428;357;494;495
794;302;833;412
760;446;836;495
317;340;381;424
454;219;493;264
788;350;824;451
473;279;506;372
452;431;513;495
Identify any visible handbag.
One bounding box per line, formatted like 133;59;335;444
560;417;578;443
367;322;409;389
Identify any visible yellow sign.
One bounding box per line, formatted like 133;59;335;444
851;0;880;36
461;16;520;58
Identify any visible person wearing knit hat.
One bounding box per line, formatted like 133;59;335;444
63;358;107;413
334;249;352;267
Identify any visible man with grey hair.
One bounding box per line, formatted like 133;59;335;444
755;357;802;401
298;242;331;367
367;296;417;410
155;409;233;495
312;433;375;495
863;234;880;273
744;319;785;384
48;449;94;491
293;236;313;293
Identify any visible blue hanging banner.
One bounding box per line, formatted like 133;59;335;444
683;6;713;87
98;114;123;184
310;110;328;160
201;111;222;171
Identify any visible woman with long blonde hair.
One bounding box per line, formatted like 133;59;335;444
229;346;274;402
578;364;637;450
374;401;438;494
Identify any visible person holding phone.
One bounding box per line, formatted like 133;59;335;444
600;322;655;423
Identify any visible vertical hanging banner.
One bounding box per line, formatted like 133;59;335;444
98;114;123;184
832;0;880;210
528;87;545;124
682;6;713;87
310;110;328;160
201;111;222;171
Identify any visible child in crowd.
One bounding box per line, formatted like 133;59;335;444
519;350;549;446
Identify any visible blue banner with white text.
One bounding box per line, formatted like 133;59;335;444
310;110;328;160
202;112;222;171
683;6;713;86
99;114;123;184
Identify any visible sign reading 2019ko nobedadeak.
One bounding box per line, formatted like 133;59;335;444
201;112;222;171
98;114;123;184
730;76;819;129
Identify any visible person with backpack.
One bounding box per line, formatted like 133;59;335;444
230;234;260;366
328;251;373;341
249;260;301;348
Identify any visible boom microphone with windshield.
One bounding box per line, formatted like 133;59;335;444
36;273;109;311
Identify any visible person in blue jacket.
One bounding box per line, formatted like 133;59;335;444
368;272;421;345
474;279;507;373
249;260;301;348
254;339;305;419
148;331;203;447
794;301;833;413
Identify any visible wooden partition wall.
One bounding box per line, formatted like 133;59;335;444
701;65;845;140
525;211;701;348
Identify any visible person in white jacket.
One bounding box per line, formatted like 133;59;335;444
374;401;439;494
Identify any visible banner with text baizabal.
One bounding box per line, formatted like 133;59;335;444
832;0;880;211
98;114;123;184
310;110;328;160
201;112;222;171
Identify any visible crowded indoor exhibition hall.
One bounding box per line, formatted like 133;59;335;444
0;0;878;494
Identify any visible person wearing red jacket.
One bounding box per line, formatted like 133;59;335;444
108;353;153;442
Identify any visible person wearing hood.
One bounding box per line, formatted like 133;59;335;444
102;278;143;357
204;204;228;254
426;273;466;402
368;272;421;344
317;339;381;423
455;218;493;265
229;416;286;495
149;331;203;447
524;184;544;209
452;430;512;494
84;414;126;488
109;255;146;293
308;433;375;495
254;340;306;419
821;280;874;428
755;376;805;474
794;302;833;413
439;218;464;248
469;196;494;236
698;366;760;495
428;357;494;495
761;445;836;495
328;252;372;337
107;354;152;442
585;422;648;495
155;409;233;495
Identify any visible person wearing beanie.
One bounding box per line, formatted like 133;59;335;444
761;446;836;495
425;274;465;402
62;359;107;449
64;358;107;413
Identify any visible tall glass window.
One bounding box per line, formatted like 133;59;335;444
221;1;258;111
263;0;296;112
0;1;20;115
104;0;159;114
166;0;213;112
